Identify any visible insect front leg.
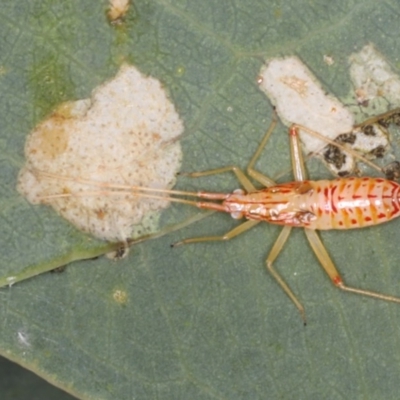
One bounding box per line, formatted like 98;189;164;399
304;229;400;306
126;211;215;247
172;219;259;246
183;114;280;190
184;165;257;193
246;116;278;187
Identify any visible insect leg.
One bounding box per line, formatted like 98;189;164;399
124;210;214;245
172;219;260;246
265;226;306;323
245;118;310;186
246;116;278;187
288;125;308;181
354;107;400;129
304;229;400;305
183;114;280;190
185;165;257;193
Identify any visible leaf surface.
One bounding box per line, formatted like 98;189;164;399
2;1;400;399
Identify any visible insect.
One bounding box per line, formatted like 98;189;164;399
37;110;400;323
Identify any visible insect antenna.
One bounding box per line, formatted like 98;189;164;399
294;124;384;173
273;122;388;181
34;169;231;210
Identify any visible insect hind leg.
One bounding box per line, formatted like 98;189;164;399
304;229;400;306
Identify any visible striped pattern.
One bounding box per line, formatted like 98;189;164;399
224;178;400;230
306;178;400;230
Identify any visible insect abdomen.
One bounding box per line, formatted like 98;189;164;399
306;178;400;230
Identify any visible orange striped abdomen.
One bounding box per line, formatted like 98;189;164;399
305;178;400;230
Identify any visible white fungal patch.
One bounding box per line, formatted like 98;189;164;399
349;43;400;107
258;56;354;155
18;64;183;242
108;0;130;23
258;56;392;176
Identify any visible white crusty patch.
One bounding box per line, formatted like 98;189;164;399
349;43;400;107
18;64;183;242
258;56;354;154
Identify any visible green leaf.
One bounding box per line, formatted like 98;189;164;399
2;1;400;399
